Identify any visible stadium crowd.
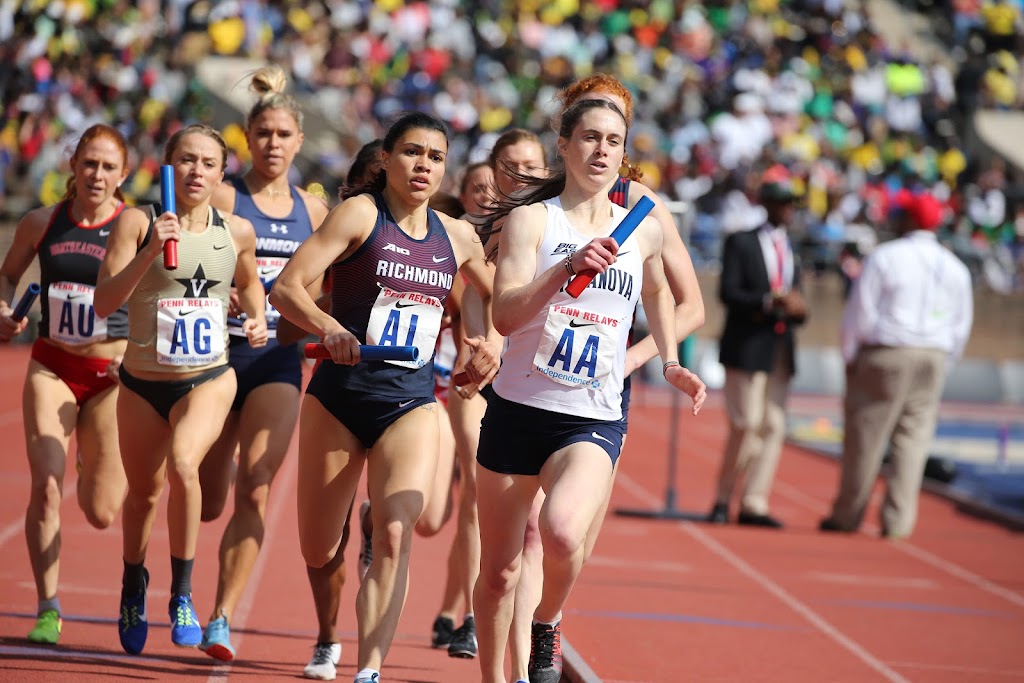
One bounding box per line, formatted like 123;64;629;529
1;0;1023;289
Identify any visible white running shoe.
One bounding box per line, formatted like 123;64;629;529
303;641;341;680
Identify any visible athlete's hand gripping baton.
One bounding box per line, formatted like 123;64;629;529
565;195;654;298
12;282;41;322
304;343;419;363
160;165;178;271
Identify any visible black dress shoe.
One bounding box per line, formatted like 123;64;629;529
818;517;849;533
737;511;784;529
707;503;729;524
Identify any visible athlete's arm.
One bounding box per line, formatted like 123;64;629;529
441;214;501;385
269;194;376;363
638;218;706;414
0;207;50;340
229;215;268;348
624;185;705;375
493;203;618;335
276;294;329;346
95;207;176;318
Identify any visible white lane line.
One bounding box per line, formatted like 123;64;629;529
616;470;911;683
802;572;939;590
886;661;1024;678
205;442;299;681
886;542;1024;610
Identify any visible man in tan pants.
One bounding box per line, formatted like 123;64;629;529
821;192;973;538
709;170;807;528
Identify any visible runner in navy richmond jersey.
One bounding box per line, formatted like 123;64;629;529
322;191;457;399
269;112;501;681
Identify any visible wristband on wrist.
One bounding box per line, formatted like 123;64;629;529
663;360;680;377
564;254;576;276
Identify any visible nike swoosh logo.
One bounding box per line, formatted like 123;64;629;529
69;294;86;300
258;268;276;276
178;309;200;316
592;432;613;445
99;229;111;237
398;399;415;408
617;251;630;256
396;301;416;308
568;320;594;328
95;371;108;378
432;255;450;263
213;243;229;250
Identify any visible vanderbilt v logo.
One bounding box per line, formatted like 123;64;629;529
174;263;221;298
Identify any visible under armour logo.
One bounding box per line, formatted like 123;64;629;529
270;223;288;234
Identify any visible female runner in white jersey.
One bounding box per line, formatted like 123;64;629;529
472;98;706;683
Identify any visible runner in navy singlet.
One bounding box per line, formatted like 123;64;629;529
273;137;381;681
0;124;131;646
269;112;501;683
192;65;329;665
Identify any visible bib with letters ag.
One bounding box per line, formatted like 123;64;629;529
533;303;622;389
156;298;225;366
47;281;107;345
365;286;443;369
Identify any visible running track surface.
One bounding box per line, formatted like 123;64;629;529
1;345;1023;682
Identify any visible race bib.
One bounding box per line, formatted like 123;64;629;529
365;287;443;369
47;282;107;345
231;256;288;336
155;298;225;366
256;256;287;325
533;303;621;389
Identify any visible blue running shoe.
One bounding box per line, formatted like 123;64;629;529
199;615;235;661
169;594;202;647
118;581;148;655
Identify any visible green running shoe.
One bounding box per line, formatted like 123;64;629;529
27;609;61;644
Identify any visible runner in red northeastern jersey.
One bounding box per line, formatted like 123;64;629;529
269;112;501;683
0;124;132;646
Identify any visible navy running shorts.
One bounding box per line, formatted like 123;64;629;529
228;336;303;411
477;390;626;476
305;361;435;449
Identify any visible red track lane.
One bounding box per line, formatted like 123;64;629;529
563;385;1024;683
2;344;1024;682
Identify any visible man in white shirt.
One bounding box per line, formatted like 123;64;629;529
821;192;973;539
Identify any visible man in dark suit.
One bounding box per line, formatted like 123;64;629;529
708;170;807;528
